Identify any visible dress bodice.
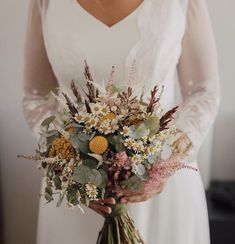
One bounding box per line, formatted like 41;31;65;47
64;0;142;91
42;0;187;103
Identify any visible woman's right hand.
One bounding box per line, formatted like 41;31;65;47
85;197;116;217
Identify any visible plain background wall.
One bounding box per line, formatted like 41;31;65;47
0;0;234;243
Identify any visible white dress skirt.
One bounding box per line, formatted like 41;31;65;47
22;0;220;243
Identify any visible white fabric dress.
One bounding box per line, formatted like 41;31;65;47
21;0;220;243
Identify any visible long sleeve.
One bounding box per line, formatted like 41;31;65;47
175;0;221;161
22;0;60;142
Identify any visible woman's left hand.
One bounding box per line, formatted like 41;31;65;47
116;179;167;204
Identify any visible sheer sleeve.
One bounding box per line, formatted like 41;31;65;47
22;0;60;143
175;0;221;161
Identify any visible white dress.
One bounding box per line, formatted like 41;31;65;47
21;0;220;243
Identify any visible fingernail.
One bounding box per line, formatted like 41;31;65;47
108;208;112;214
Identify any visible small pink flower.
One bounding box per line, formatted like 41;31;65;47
115;151;130;167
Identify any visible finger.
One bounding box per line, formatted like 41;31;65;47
89;201;112;214
95;197;116;205
89;204;105;217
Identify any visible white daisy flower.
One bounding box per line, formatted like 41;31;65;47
83;114;92;123
133;141;144;152
98;121;113;134
120;126;130;137
100;104;110;115
131;154;142;164
110;123;119;132
147;145;157;155
88;116;98;127
124;137;134;149
90;103;103;115
74;112;84;123
85;183;98;200
83;126;93;134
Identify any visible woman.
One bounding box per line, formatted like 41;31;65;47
22;0;220;243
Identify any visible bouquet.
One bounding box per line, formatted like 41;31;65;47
18;60;196;244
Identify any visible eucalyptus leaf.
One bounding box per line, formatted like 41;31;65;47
78;140;90;154
77;131;90;142
111;84;122;93
160;144;172;160
135;164;146;176
45;186;53;202
147;152;159;164
53;175;62;190
89;169;102;186
107;135;116;145
46;164;54;179
99;169;108;188
83;158;98;169
42;129;59;137
120;176;144;193
137;172;148;180
144;116;159;137
129;123;149;139
115;142;125;152
67;186;79;205
41;115;56;127
73;164;91;184
70;132;80;149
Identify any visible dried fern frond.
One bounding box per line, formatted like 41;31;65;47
62;92;78;117
146;85;164;114
159;106;179;131
70;80;82;103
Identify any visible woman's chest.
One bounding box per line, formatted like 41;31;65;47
42;0;188;97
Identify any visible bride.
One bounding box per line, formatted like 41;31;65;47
22;0;220;243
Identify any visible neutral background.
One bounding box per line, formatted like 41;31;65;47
0;0;234;243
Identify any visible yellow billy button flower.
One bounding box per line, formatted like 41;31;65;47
89;136;109;154
49;136;76;161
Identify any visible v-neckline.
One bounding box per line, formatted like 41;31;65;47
73;0;146;29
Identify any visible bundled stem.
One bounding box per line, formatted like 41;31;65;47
96;203;145;244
